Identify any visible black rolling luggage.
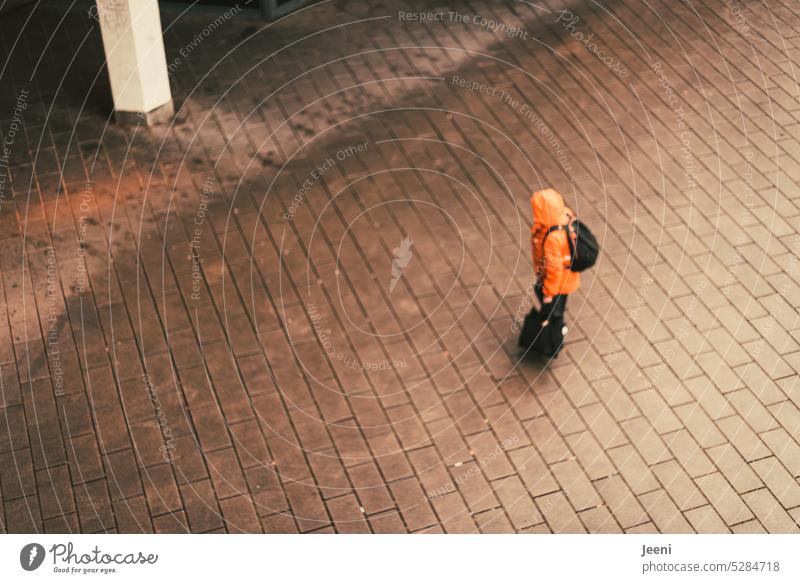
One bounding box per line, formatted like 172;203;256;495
518;307;568;358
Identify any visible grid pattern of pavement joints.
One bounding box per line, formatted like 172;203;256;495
1;0;800;533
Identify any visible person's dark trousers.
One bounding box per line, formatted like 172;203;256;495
534;283;568;321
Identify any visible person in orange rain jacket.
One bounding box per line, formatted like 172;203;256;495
531;188;580;322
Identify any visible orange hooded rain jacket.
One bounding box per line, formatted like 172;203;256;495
531;188;580;297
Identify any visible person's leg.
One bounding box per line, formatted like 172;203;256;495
539;291;567;321
550;294;568;357
552;294;567;320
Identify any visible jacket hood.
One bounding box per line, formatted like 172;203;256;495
531;188;566;229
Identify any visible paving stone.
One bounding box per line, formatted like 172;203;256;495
705;443;760;501
595;475;649;530
113;496;153;533
621;417;672;465
684;505;730;534
284;480;330;533
578;505;622;533
431;491;477;533
389;477;437;532
180;479;224;533
152;511;189;534
663;430;715;478
206;447;248;500
726;389;780;433
326;494;370;534
694;473;754;526
682;375;736;419
750;457;800;509
368;511;406;533
717;416;772;462
346;462;393;516
523;416;573;464
244;466;288;517
607;444;660;495
219;495;262;533
580;403;628;450
5;0;800;535
761;428;800;477
639;489;693;533
538;388;586;436
536;491;586;534
635;364;689;410
43;512;78;534
564;431;615;481
261;512;298;534
474;508;515;533
550;459;601;512
507;447;559;498
735;363;787;405
742;489;799;533
674;402;727;448
592;378;638;421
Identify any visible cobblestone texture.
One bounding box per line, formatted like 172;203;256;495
1;0;800;533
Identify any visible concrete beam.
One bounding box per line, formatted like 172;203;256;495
96;0;173;126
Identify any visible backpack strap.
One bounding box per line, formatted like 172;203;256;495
542;222;575;261
542;224;566;250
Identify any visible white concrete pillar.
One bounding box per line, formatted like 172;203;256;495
95;0;174;126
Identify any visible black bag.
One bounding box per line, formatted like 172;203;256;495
544;219;599;272
518;307;568;357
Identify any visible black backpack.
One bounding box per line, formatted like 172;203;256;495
544;219;599;272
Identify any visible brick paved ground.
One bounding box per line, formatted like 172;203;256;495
1;0;800;533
